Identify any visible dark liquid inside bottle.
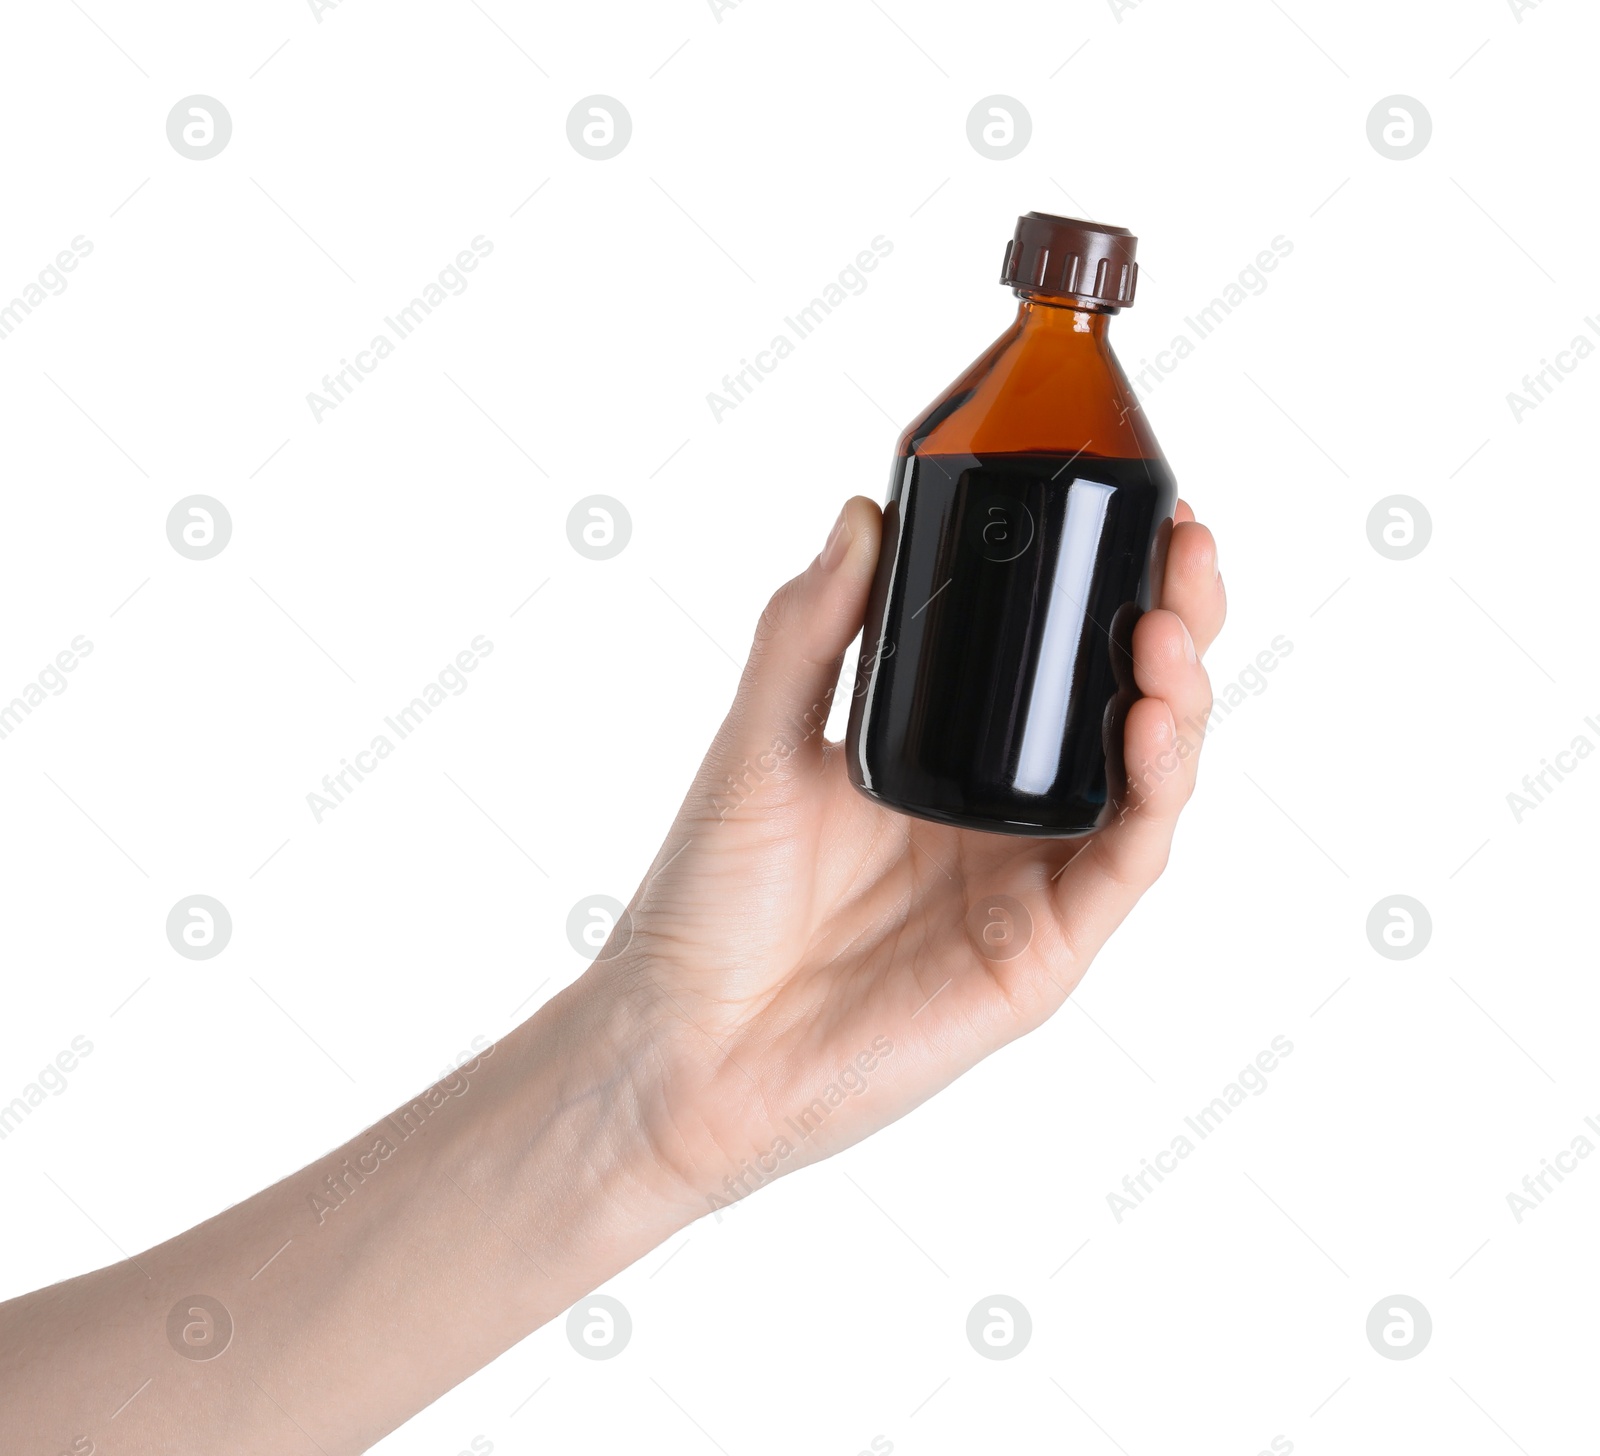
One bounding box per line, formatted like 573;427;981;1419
847;451;1176;837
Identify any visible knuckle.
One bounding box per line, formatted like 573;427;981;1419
752;581;799;657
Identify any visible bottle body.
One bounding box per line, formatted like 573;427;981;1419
846;284;1176;837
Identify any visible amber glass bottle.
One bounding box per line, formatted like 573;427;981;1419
845;212;1177;837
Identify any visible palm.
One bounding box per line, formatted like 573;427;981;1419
604;495;1224;1197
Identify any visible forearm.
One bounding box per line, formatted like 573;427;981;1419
0;975;694;1456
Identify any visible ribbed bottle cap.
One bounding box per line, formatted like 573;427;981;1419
1000;211;1139;308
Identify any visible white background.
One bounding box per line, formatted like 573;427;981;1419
2;0;1596;1452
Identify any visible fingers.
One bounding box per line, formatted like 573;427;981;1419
714;496;882;781
1047;607;1212;954
1130;608;1213;762
1044;695;1185;964
1160;516;1226;657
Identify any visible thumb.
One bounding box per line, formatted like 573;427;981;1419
711;495;882;790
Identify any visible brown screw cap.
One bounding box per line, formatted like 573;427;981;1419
1000;211;1139;309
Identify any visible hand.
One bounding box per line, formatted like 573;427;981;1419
590;495;1227;1213
0;496;1223;1456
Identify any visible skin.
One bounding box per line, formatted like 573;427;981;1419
0;495;1225;1455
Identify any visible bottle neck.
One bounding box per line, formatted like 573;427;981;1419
1011;290;1115;340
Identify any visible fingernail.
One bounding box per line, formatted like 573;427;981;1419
1181;622;1197;663
820;508;852;572
1213;548;1221;580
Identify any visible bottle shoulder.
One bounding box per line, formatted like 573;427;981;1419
899;312;1166;464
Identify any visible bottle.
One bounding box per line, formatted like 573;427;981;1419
845;212;1177;837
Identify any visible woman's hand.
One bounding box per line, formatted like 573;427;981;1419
592;494;1228;1216
0;494;1222;1456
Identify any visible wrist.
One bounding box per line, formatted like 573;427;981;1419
470;970;708;1271
567;951;853;1223
561;951;777;1220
